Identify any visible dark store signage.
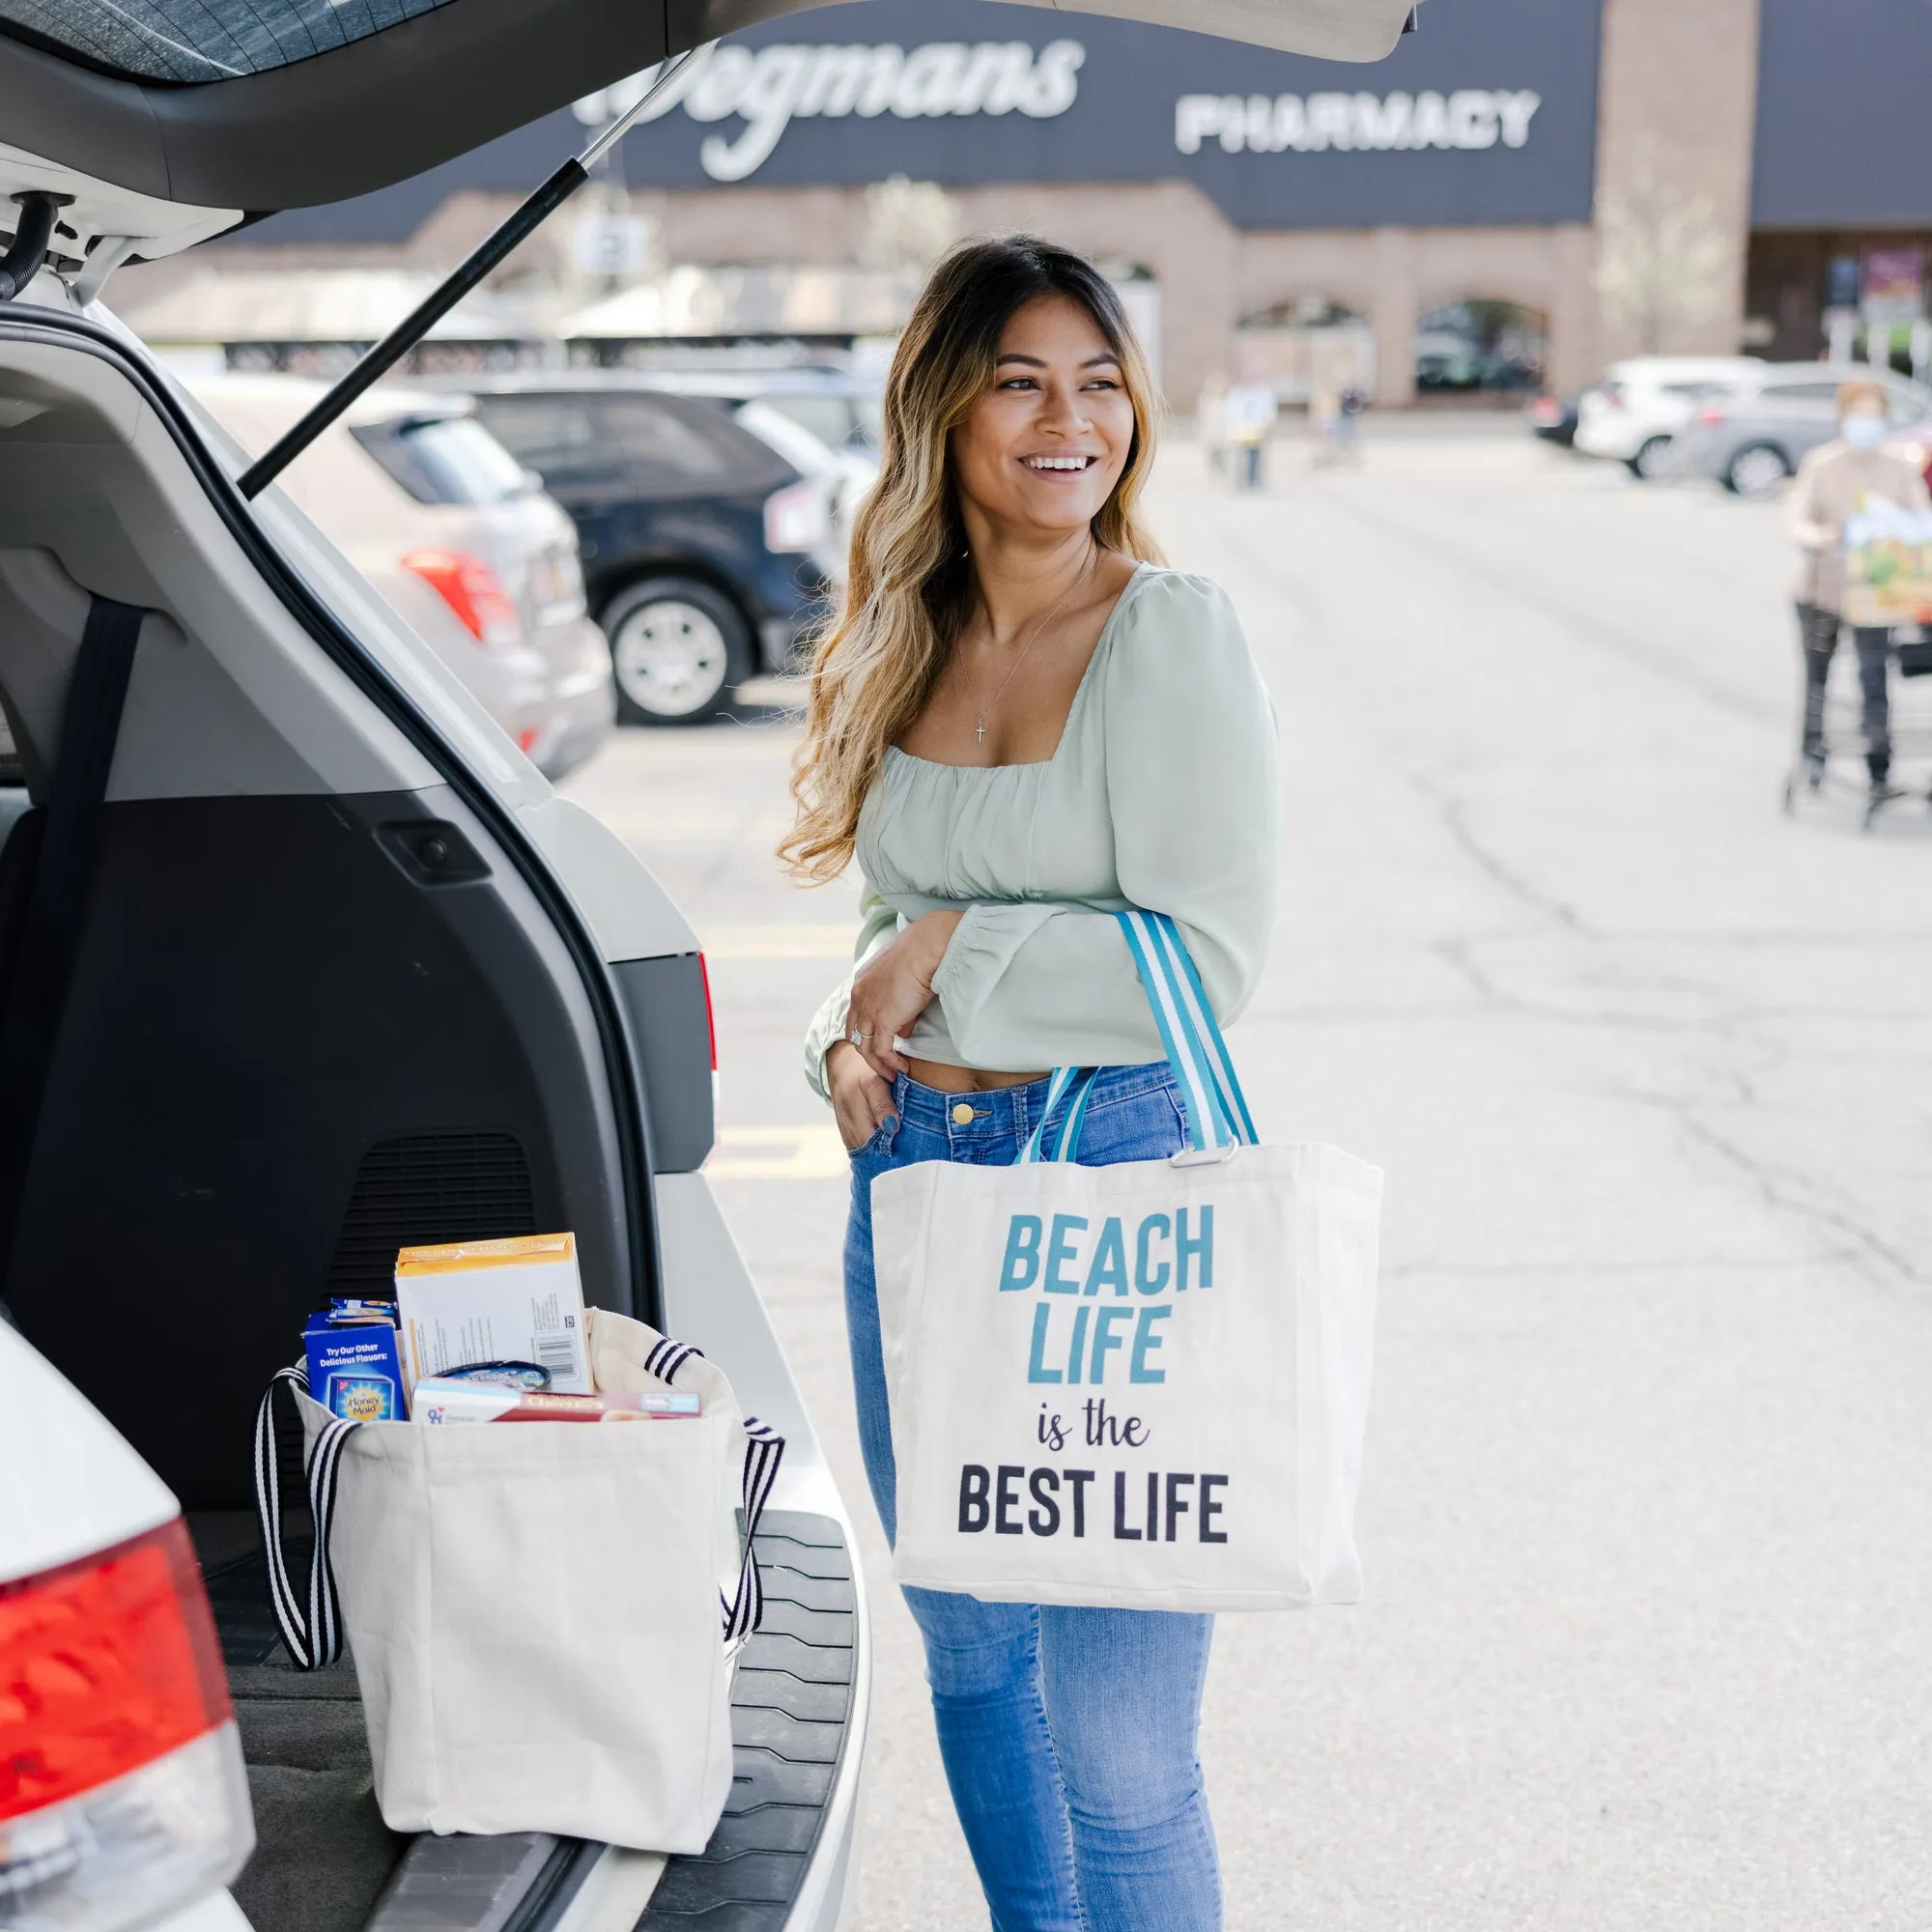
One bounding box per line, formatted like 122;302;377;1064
1751;0;1932;228
574;0;1602;228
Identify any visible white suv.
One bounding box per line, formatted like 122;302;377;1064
1574;355;1767;478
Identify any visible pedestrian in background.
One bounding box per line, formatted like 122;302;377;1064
1307;374;1341;467
1224;378;1277;490
1196;368;1229;477
784;234;1277;1932
1336;383;1367;464
1786;378;1930;803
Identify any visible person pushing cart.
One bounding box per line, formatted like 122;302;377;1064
1784;378;1932;827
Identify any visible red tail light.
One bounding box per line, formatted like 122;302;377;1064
1695;401;1727;426
400;549;522;647
0;1515;251;1927
0;1519;230;1825
697;952;718;1072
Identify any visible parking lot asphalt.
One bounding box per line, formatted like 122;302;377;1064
564;423;1932;1931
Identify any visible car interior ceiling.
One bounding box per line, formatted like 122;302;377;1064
0;337;640;1928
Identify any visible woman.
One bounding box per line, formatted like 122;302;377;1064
1786;377;1931;804
781;235;1278;1931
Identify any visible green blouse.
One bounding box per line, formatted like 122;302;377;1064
804;564;1279;1101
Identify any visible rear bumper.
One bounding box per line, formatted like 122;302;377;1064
529;614;616;780
1574;412;1644;460
638;1512;868;1932
649;1171;871;1931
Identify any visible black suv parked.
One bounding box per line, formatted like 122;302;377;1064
459;376;837;724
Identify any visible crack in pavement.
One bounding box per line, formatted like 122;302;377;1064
1634;1095;1924;1287
1417;775;1590;932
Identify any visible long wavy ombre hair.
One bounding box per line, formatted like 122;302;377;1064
780;235;1165;882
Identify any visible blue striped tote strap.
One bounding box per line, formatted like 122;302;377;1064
1116;909;1257;1152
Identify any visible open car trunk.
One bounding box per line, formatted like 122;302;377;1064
0;311;864;1932
0;313;650;1923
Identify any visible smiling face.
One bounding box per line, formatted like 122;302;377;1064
949;293;1139;544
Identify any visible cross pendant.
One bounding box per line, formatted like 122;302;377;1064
976;718;985;743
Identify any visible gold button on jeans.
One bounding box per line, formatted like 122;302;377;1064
951;1102;976;1125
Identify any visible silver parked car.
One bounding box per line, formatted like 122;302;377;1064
190;375;616;781
1677;362;1932;497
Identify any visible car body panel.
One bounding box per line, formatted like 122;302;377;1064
0;1320;179;1582
0;1333;254;1931
1677;363;1932;488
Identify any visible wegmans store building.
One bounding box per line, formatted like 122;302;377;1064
125;0;1932;408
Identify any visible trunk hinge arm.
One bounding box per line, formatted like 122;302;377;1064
73;235;140;308
236;43;712;500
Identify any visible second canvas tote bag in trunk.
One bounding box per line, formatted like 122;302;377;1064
869;911;1381;1612
253;1309;781;1852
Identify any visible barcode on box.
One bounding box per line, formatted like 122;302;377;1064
536;1335;579;1377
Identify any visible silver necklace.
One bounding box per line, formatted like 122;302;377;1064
974;542;1094;746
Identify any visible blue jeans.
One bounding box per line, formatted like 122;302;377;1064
844;1065;1222;1932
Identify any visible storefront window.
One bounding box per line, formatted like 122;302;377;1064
1413;299;1548;395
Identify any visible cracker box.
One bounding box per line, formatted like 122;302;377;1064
303;1314;409;1421
393;1232;591;1395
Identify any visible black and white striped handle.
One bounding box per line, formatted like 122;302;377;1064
642;1335;786;1646
251;1362;360;1671
253;1338;786;1673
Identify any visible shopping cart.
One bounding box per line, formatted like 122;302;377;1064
1782;630;1932;830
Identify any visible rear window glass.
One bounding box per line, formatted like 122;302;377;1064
476;393;781;493
758;394;861;450
0;0;457;80
1765;383;1841;406
352;414;529;507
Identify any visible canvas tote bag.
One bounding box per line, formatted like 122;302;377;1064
870;910;1381;1612
252;1310;782;1852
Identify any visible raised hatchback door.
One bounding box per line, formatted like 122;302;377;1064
0;0;1418;263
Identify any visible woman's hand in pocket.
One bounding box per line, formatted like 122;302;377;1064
829;1041;896;1152
842;910;962;1080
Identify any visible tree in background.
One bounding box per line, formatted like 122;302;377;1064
860;176;962;273
1592;141;1730;355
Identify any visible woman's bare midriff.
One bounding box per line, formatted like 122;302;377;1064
903;1056;1047;1094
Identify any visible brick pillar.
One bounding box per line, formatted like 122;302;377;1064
1372;226;1417;407
1593;0;1762;359
1548;224;1602;392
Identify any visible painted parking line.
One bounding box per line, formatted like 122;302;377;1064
706;1123;848;1179
700;925;858;959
